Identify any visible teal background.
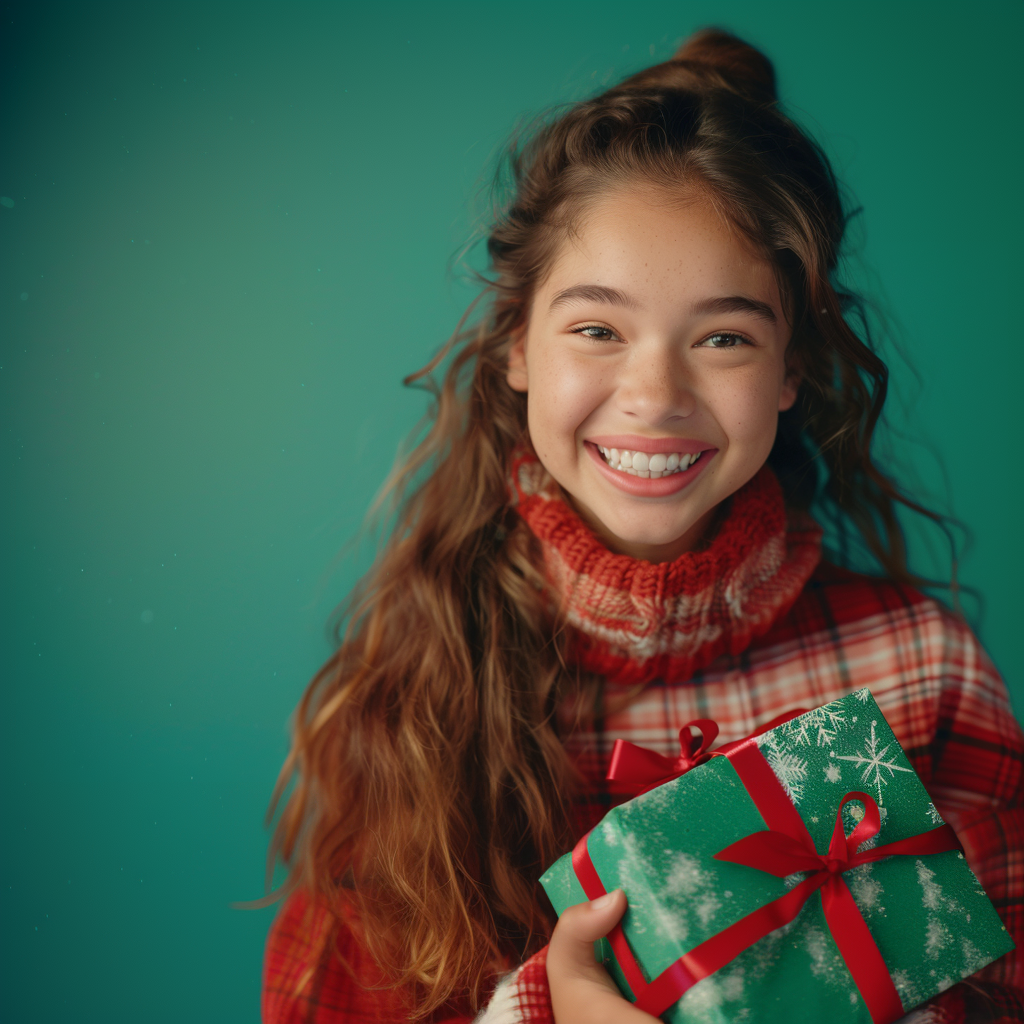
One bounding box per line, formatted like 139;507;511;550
2;2;1021;1020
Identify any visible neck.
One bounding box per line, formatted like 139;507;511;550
509;445;822;686
566;491;724;563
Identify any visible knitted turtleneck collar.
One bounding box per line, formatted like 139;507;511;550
509;446;822;686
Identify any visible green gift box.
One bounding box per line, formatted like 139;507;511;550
540;690;1014;1023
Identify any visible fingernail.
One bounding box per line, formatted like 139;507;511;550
591;890;619;910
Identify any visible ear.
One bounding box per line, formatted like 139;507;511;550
506;329;529;393
778;370;800;412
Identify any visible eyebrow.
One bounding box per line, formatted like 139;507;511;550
547;284;777;326
547;284;643;314
690;295;777;326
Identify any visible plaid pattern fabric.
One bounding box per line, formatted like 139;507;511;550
261;889;476;1023
263;564;1024;1021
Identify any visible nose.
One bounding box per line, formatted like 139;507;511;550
616;344;696;424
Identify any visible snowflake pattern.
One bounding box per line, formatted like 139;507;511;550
791;703;849;747
789;716;812;747
811;705;847;745
833;719;913;804
764;745;808;804
892;969;920;1008
917;860;943;911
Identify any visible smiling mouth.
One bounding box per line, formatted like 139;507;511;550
595;445;708;479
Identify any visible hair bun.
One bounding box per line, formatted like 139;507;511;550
673;28;777;104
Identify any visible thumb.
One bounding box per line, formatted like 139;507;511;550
547;889;627;986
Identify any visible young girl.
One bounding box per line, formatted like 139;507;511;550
261;28;1024;1024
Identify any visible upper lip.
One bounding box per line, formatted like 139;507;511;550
585;435;715;455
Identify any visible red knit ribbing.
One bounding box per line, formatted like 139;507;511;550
510;447;822;686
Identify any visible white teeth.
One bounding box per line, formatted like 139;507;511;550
596;444;708;477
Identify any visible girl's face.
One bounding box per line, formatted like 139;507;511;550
507;187;798;562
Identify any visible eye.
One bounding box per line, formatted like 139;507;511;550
696;331;752;349
569;323;620;343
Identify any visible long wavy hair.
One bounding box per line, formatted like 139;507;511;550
266;27;945;1017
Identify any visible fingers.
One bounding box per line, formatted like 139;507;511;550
547;890;656;1023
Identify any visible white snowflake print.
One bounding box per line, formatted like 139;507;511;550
808;704;848;746
664;850;722;929
834;719;913;804
925;917;952;958
891;968;920;1008
846;862;884;914
915;858;966;919
803;925;848;986
679;975;724;1016
791;703;848;747
962;938;988;974
824;762;842;783
719;967;745;1003
926;802;945;825
790;716;813;747
854;688;872;702
765;746;808;804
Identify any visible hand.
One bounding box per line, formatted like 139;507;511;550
546;889;658;1024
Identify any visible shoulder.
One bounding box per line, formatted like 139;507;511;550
744;563;1020;759
597;562;1016;758
764;560;994;676
780;560;940;633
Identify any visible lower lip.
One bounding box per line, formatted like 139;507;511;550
584;442;716;496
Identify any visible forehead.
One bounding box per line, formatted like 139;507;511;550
536;187;781;313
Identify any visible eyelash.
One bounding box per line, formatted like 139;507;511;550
699;331;753;349
569;324;753;348
569;324;620;342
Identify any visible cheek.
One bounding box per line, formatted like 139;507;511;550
707;366;785;444
528;358;609;443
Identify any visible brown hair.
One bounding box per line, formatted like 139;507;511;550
266;27;943;1016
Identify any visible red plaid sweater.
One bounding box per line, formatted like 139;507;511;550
263;470;1024;1023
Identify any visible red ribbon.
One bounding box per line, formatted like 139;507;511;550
573;736;963;1023
606;709;807;796
606;719;719;795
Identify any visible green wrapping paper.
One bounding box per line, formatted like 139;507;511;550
540;690;1014;1023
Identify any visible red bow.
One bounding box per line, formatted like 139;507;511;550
709;790;962;1023
606;719;719;795
606;710;807;796
716;788;938;879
